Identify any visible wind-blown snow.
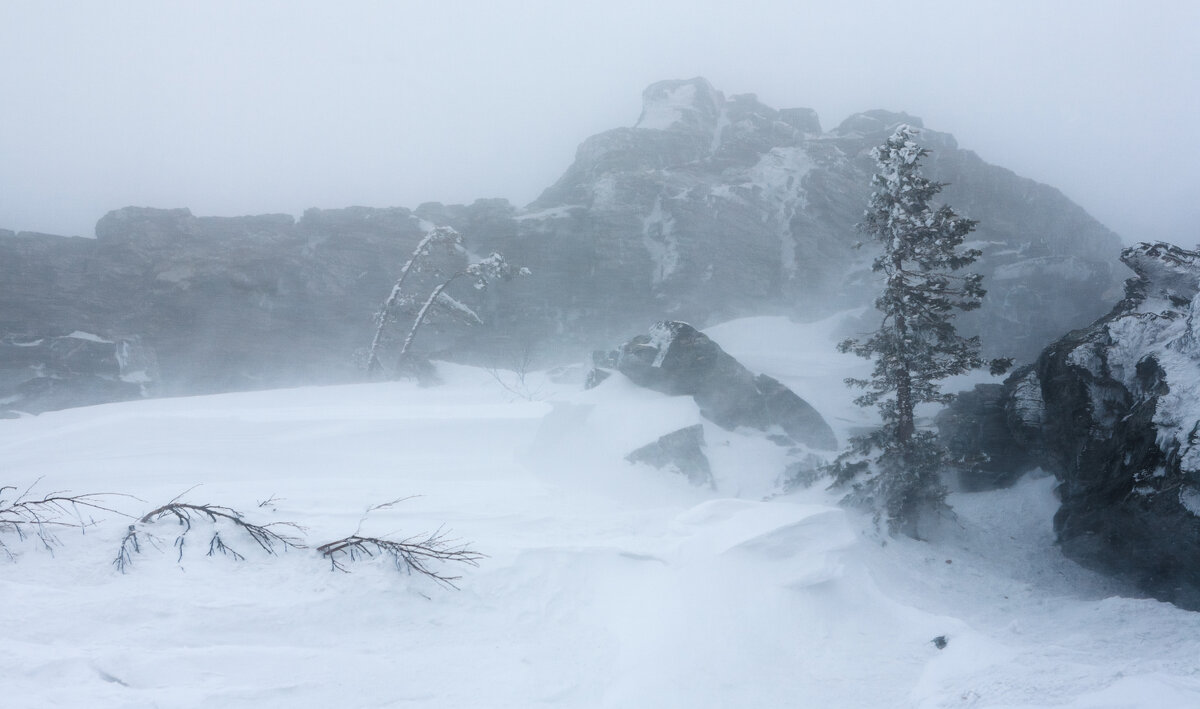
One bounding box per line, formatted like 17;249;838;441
66;330;112;343
742;146;815;277
515;205;581;222
634;83;696;131
642;196;680;285
1;315;1197;708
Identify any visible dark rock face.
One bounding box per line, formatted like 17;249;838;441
941;242;1200;609
1;77;1126;412
0;332;155;415
625;424;713;487
936;383;1037;490
603;321;837;450
0;206;486;402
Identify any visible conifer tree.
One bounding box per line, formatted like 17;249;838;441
834;125;1008;536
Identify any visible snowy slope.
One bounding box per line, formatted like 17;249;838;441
2;316;1199;708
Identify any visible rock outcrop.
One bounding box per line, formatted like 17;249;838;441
625;424;713;487
939;242;1200;609
1;78;1126;412
597;321;837;451
0;331;155;416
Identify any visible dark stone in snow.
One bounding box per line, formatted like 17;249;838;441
584;367;611;390
626;424;713;487
608;321;837;450
943;242;1200;610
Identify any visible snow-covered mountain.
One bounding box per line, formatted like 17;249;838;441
0;78;1124;413
3;315;1197;708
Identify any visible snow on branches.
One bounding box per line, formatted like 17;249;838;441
833;125;1009;537
366;225;529;380
397;250;528;364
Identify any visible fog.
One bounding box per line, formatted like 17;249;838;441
1;1;1196;244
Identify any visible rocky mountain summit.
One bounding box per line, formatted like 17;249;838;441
1;78;1125;413
940;242;1200;609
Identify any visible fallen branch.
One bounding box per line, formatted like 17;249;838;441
115;499;305;572
0;479;131;557
316;529;485;589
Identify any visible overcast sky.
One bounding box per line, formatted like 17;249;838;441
2;1;1196;245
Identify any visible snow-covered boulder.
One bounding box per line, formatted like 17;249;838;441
942;242;1200;609
599;321;837;450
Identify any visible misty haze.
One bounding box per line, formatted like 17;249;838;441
2;3;1199;708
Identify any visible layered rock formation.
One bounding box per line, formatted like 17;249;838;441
1;78;1125;412
939;242;1200;609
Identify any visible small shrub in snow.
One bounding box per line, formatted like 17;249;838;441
486;343;549;402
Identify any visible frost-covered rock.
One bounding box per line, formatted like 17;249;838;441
0;332;156;415
625;424;713;487
603;321;837;450
941;242;1200;609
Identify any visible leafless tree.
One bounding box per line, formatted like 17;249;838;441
396;251;529;363
367;225;463;376
486;341;549;402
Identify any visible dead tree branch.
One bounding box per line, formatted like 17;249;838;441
0;479;132;557
316;528;485;589
114;500;305;572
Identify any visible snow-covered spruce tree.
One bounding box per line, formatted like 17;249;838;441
833;125;1009;537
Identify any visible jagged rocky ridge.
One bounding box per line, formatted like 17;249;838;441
1;77;1124;413
939;242;1200;609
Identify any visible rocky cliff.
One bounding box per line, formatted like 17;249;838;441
0;78;1126;413
940;242;1200;609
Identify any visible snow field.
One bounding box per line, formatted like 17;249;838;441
1;316;1199;708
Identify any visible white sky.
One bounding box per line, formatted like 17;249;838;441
1;1;1196;245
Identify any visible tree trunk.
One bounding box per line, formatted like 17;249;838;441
398;274;462;360
895;360;915;444
892;251;915;444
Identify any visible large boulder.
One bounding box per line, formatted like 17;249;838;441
600;321;837;450
939;242;1200;609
